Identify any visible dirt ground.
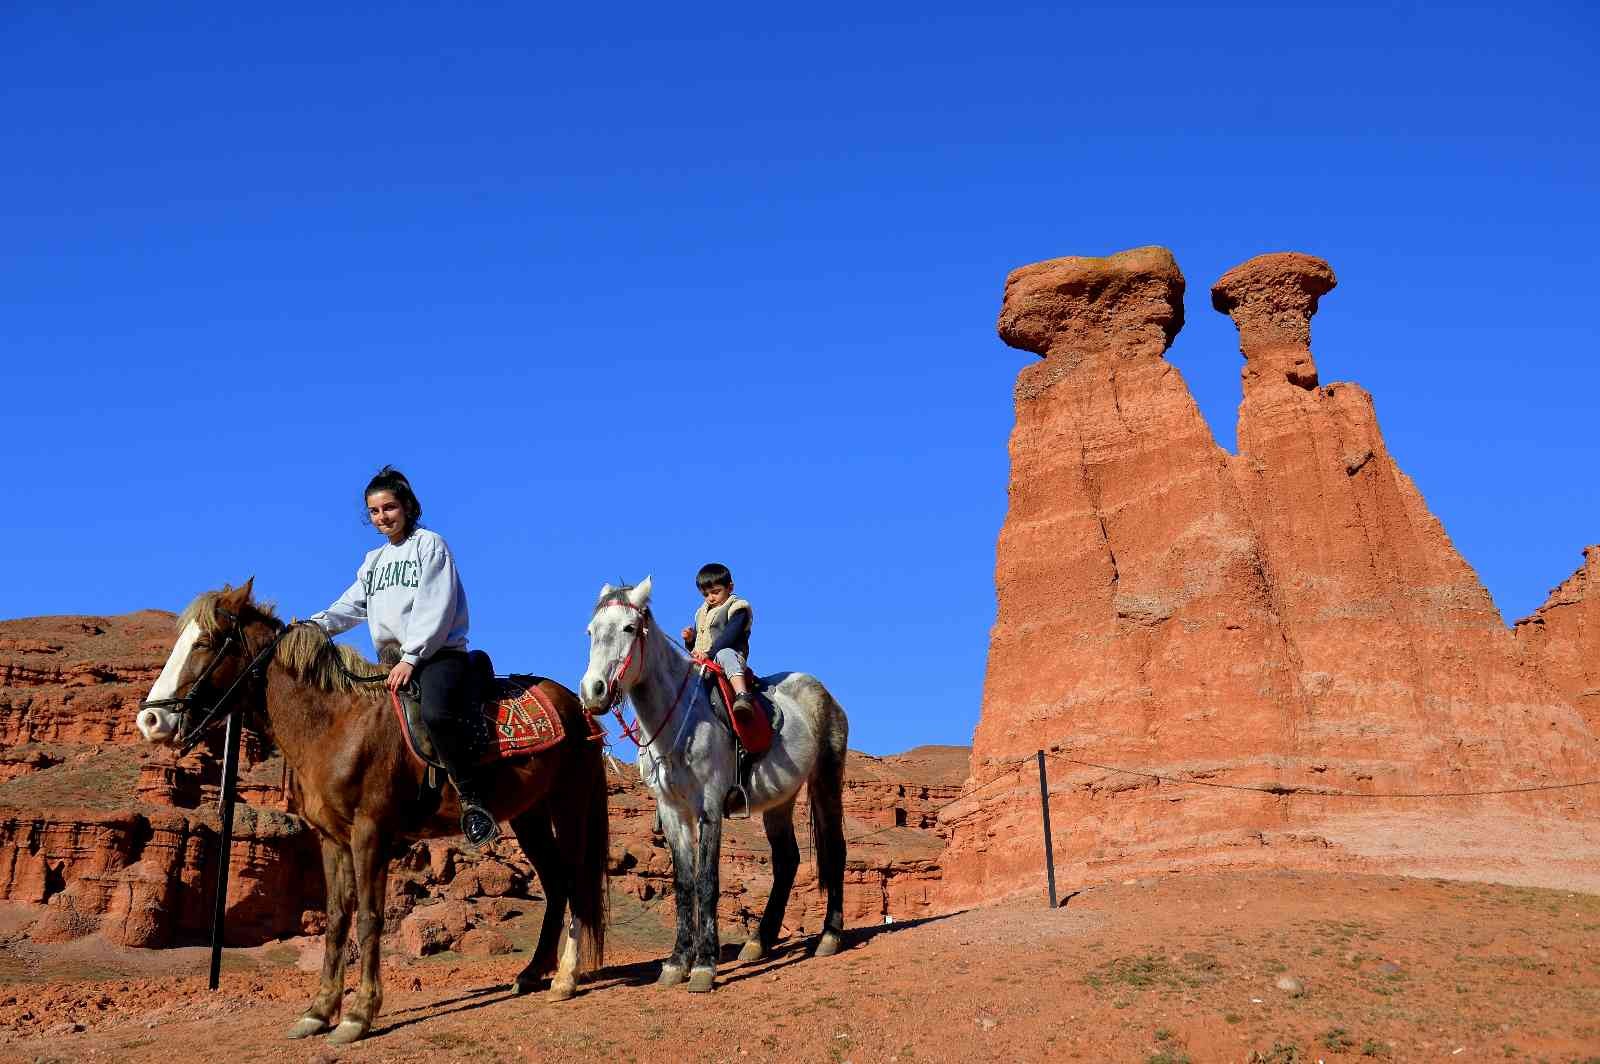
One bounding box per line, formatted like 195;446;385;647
3;870;1598;1064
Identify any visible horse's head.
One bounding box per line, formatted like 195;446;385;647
136;579;268;747
580;576;653;713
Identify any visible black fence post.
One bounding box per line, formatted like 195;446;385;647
1036;749;1057;909
208;712;244;990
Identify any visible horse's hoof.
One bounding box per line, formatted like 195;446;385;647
547;980;575;1002
285;1016;330;1040
685;966;716;993
326;1020;369;1045
737;939;766;963
656;963;686;987
814;932;843;958
513;973;543;996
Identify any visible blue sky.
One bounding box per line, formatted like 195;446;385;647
4;2;1596;754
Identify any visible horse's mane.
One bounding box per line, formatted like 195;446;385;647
179;587;385;700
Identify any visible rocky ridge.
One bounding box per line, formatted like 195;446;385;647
0;612;963;954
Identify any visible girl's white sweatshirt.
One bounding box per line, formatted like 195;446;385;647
309;528;470;665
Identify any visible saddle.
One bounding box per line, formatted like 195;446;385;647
696;658;779;756
389;650;568;772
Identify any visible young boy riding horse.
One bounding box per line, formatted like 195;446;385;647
680;562;757;715
680;562;763;812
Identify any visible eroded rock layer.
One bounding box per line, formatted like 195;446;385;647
0;612;960;950
941;248;1600;904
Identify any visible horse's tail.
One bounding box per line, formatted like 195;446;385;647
806;690;849;906
570;708;609;972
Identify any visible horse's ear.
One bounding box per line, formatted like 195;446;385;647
627;575;653;607
222;577;255;611
599;582;615;599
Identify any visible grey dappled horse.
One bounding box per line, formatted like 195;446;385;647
580;578;849;992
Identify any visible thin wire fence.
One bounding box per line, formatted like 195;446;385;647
829;748;1600;852
1040;750;1600;799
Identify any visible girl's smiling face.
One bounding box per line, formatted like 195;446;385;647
367;491;410;544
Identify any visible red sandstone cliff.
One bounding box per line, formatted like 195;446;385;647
941;248;1600;904
0;612;960;952
1517;547;1600;731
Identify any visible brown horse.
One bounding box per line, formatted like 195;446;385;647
134;580;608;1044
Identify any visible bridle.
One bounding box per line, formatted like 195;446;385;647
590;598;698;749
139;610;292;754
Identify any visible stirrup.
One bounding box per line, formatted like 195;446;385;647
460;802;500;849
724;783;751;820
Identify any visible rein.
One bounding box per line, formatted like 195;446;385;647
595;600;699;750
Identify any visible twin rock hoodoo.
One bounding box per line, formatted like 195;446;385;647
939;246;1600;905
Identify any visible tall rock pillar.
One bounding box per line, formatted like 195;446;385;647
941;248;1299;905
1218;252;1597;799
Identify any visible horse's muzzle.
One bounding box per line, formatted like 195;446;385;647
136;705;179;744
579;675;609;714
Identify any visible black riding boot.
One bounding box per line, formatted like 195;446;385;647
431;735;499;849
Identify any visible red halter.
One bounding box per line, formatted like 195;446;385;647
595;598;697;749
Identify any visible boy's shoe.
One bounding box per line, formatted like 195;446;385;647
732;692;757;718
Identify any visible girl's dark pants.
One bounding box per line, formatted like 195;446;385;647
415;649;480;799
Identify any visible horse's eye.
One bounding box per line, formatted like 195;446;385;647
622;625;635;634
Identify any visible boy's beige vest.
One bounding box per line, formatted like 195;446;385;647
693;596;752;659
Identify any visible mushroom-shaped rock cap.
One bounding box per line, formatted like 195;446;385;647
998;246;1185;361
1211;252;1337;352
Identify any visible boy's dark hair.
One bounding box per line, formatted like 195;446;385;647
364;465;422;535
695;562;733;591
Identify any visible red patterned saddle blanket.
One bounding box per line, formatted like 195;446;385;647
391;674;567;769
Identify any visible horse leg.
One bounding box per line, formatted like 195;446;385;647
656;803;697;987
533;804;580;1003
686;806;722;992
809;761;848;958
546;745;610;1003
288;837;353;1039
509;809;567;996
327;820;388;1044
739;800;800;963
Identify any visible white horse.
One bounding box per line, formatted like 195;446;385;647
580;577;849;992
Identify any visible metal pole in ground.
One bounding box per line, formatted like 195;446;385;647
208;713;244;990
1036;749;1057;909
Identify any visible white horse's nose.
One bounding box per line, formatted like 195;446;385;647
582;676;607;708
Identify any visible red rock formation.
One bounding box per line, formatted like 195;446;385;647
942;247;1600;905
0;610;962;951
1517;547;1600;729
0;613;169;746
